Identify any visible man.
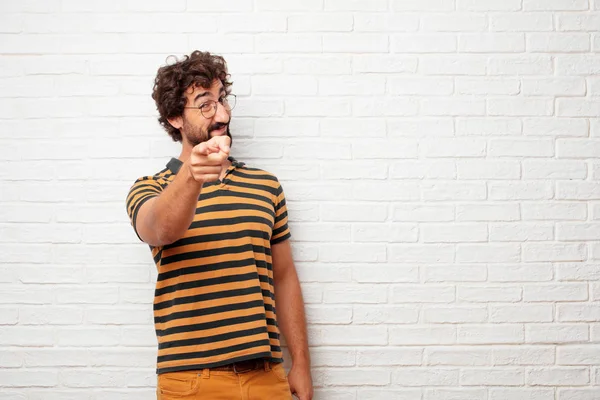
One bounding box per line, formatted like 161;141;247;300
126;51;313;400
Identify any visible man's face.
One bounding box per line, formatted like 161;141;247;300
180;79;231;147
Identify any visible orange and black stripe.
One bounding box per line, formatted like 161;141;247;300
126;157;291;374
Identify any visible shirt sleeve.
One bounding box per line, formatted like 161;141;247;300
271;179;291;245
125;176;163;242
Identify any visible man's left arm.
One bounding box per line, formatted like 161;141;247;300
271;239;313;400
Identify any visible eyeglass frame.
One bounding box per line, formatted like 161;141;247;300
183;94;237;119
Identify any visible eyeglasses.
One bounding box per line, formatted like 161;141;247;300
184;94;237;119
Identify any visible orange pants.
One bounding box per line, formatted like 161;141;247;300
156;361;293;400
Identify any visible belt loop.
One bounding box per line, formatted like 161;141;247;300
201;368;210;379
263;359;271;372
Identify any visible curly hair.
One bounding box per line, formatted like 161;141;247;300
152;51;232;142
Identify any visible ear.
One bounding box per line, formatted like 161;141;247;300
167;115;183;130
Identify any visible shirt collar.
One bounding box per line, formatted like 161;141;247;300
166;156;244;175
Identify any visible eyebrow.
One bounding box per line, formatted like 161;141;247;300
193;86;226;104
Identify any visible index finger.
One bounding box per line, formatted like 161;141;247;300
212;135;231;152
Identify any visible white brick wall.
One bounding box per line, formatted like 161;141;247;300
1;1;599;398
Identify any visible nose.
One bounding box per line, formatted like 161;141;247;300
213;101;230;123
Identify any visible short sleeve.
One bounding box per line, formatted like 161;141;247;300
271;180;291;245
125;176;163;241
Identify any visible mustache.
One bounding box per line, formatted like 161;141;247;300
208;122;229;133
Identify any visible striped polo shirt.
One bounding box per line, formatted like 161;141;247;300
125;156;291;374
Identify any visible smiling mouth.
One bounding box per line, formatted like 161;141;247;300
211;125;227;135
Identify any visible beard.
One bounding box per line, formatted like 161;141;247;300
181;117;232;147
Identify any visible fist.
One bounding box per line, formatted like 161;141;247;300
188;135;231;184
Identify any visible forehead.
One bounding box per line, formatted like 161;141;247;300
185;79;224;98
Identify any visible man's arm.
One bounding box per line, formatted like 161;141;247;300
272;239;313;400
135;136;230;247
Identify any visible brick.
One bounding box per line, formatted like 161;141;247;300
421;14;488;32
558;304;600;322
522;78;586;96
353;265;419;284
353;55;417;73
458;0;522;10
393;204;455;222
557;99;600;117
323;284;387;303
489;182;554;200
353;13;419;32
557;182;600;200
527;367;589;386
426;389;488;400
490;389;555;400
523;160;587;179
309;326;387;345
391;161;456;179
391;285;455;303
393;368;459;386
420;55;487;75
321;203;387;222
524;202;586;222
488;264;554;282
390;325;457;345
221;13;286;33
493;346;555;365
255;0;322;10
459;33;525;53
458;325;524;344
457;160;520;179
456;78;520;95
421;223;488;243
460;368;524;386
456;118;522;136
322;369;390;386
556;263;600;281
352;223;418;243
488;55;554;75
323;34;388;53
426;347;491;366
392;34;457;53
523;243;586;262
320;76;385;95
321;161;388;180
489;223;554;242
422;98;486;116
324;0;388;11
422;182;486;201
528;33;591;52
358;348;421;366
523;118;588;137
392;0;455;10
458;286;522;302
388;77;454;96
558;14;600;31
423;265;487;282
524;0;589;11
556;55;600;75
557;345;600;365
423;306;487;323
457;244;521;263
252;75;317;95
491;13;554;31
319;244;386;262
256;34;321;53
490;305;554;323
353;305;419;324
0;370;57;387
488;99;553;117
322;118;386;137
389;244;455;263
